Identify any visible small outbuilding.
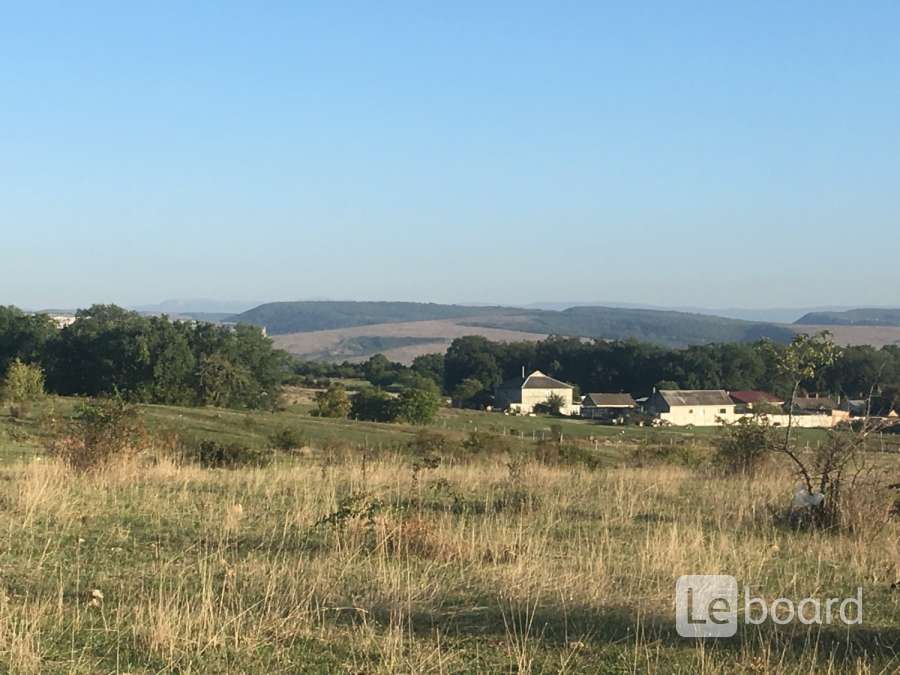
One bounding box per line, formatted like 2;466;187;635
791;396;838;415
729;390;784;413
581;393;637;421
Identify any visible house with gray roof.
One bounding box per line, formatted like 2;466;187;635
646;389;738;426
495;370;579;415
581;393;637;421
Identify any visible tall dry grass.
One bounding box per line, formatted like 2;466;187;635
0;449;896;673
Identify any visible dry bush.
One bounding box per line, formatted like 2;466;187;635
714;415;774;476
186;439;274;469
48;396;147;473
461;430;513;456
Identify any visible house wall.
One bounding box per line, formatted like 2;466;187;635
659;405;739;426
582;406;633;420
657;410;847;429
510;387;576;415
763;412;849;428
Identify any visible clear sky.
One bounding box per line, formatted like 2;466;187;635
2;1;898;310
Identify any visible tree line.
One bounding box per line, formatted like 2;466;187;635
0;305;288;409
295;335;900;413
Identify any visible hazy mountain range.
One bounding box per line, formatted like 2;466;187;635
132;299;900;325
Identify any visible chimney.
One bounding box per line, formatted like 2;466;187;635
521;365;525;378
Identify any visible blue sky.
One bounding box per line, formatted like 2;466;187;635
2;2;898;310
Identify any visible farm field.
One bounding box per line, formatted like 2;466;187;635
270;318;549;364
0;396;898;673
791;325;900;348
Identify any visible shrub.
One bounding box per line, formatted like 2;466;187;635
350;388;399;422
407;429;457;457
188;439;273;469
715;416;773;476
534;393;566;416
50;395;146;472
451;378;486;409
626;435;711;469
396;387;441;425
2;359;45;405
269;426;305;451
312;383;351;418
461;430;512;455
535;439;604;470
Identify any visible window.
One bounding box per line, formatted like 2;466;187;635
720;408;727;414
688;409;694;414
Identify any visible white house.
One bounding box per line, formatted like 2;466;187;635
494;370;579;415
646;389;739;426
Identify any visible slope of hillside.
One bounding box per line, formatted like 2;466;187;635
795;308;900;326
791;324;900;347
237;301;793;346
463;306;796;347
271;319;548;364
232;301;513;334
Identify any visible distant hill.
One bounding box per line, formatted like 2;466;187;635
463;306;796;346
795;308;900;327
132;299;261;314
232;301;514;334
238;301;796;360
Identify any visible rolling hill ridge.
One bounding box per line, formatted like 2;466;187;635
231;301;800;362
795;308;900;326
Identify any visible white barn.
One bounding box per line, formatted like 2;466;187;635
646;389;739;426
495;370;579;415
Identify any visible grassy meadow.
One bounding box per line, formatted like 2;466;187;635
0;394;898;673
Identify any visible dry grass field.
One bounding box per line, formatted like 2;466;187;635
1;425;899;673
271;319;548;364
271;319;900;366
791;325;900;348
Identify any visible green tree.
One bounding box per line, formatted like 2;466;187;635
363;354;399;387
396;387;441;425
444;336;502;393
2;358;45;403
535;392;566;416
775;332;842;496
150;324;196;404
0;307;57;376
312;382;351;418
197;353;252;407
411;353;445;389
350;388;398;422
451;377;484;408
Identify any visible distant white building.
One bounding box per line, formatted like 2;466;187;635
646;390;738;426
494;370;580;415
47;314;76;328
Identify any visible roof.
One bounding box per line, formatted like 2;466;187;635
729;390;784;405
497;370;573;391
792;396;838;412
657;390;734;407
583;393;637;408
